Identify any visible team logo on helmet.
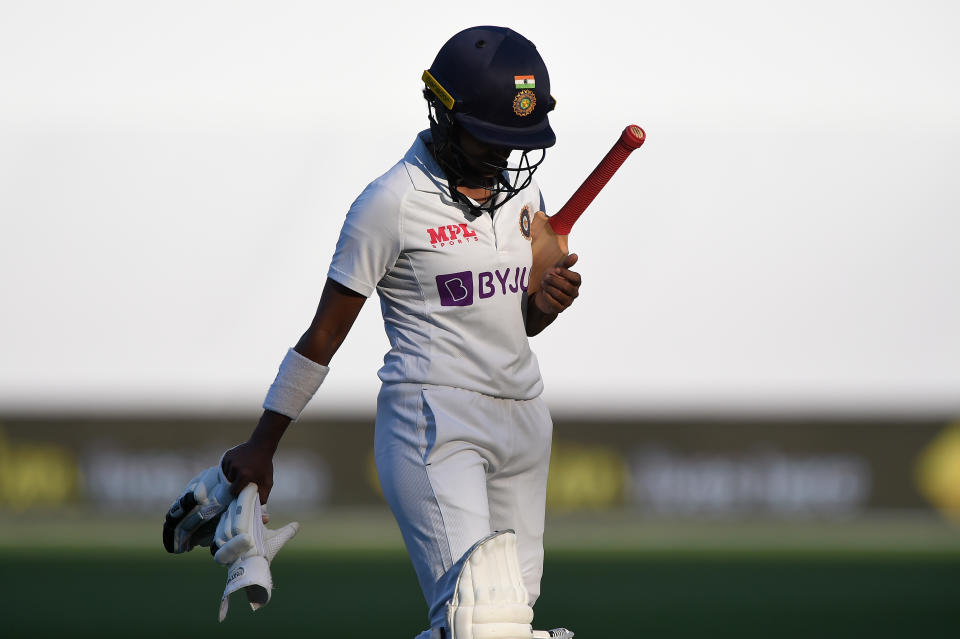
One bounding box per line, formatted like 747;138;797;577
513;90;536;117
519;205;532;240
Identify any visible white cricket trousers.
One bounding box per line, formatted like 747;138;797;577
374;383;553;630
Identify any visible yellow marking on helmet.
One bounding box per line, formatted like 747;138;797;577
422;70;455;111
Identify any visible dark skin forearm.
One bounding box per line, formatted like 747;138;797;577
525;293;559;336
222;278;366;502
293;279;366;364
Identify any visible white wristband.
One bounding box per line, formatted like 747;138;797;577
262;348;329;420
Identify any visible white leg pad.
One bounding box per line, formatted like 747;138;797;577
446;531;534;639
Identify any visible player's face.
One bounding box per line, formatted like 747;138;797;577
456;128;512;183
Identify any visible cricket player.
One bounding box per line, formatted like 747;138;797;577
164;26;579;639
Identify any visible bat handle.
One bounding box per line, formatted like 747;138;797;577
548;125;645;235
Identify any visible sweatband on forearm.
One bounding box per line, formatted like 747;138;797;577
262;348;329;420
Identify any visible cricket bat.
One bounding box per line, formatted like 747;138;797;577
529;124;646;294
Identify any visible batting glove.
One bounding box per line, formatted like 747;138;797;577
213;483;299;622
162;461;233;554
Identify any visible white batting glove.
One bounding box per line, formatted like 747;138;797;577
162;461;233;554
213;483;299;622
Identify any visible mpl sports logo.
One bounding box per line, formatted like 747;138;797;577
427;223;478;248
436;267;529;306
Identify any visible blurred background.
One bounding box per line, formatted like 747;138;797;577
1;1;958;637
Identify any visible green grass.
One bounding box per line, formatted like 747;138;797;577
2;548;959;638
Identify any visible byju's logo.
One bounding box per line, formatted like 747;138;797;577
428;224;478;247
435;267;529;307
436;271;474;306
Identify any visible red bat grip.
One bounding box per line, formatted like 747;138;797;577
548;125;645;235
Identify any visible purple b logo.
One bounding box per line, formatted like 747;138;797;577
436;271;474;306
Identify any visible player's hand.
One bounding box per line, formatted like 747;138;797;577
221;440;275;505
534;253;581;315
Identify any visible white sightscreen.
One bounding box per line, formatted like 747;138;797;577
1;1;958;416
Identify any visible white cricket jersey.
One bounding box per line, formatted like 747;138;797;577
328;131;545;399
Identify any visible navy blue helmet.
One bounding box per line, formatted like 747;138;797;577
424;26;556;150
423;26;557;212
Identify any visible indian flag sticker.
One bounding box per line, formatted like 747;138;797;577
514;74;535;89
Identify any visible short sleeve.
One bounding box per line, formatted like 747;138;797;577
327;181;403;298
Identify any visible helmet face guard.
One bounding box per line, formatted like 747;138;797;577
426;95;546;215
423;26;556;214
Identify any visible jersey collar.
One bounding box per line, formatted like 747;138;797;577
404;130;447;195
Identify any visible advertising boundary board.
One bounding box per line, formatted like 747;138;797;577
0;415;957;521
